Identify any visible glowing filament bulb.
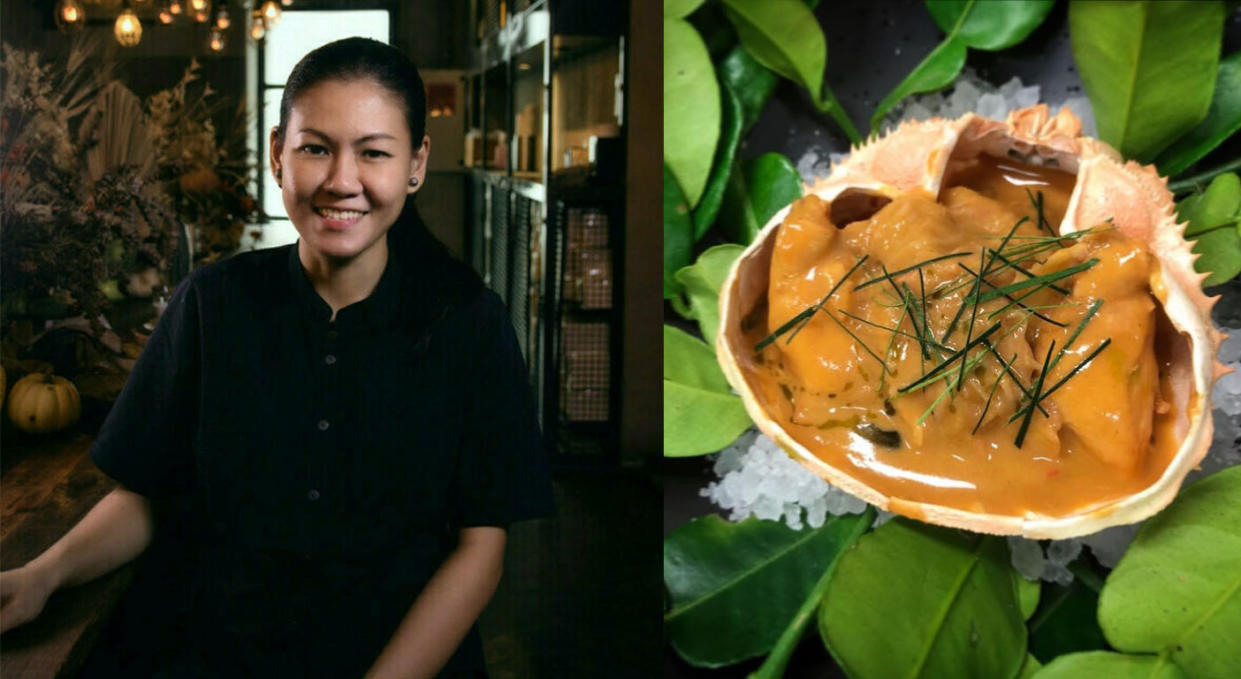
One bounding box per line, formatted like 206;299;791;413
54;0;86;32
114;9;142;46
260;1;280;25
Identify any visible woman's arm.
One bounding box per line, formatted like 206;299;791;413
0;486;155;633
363;525;507;679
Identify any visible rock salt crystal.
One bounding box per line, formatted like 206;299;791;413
701;431;866;529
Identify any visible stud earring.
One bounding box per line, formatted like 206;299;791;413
409;177;418;187
275;168;282;188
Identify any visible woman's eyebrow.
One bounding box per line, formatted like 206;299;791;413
298;127;397;144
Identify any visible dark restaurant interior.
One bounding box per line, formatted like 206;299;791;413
0;1;660;676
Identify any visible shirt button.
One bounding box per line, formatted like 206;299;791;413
307;489;321;501
317;419;330;431
324;354;337;365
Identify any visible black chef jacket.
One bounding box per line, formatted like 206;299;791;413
85;226;555;678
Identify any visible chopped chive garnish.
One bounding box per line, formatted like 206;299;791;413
980;340;1049;418
754;255;870;352
973;352;1018;435
986;224;1113;242
918;268;930;350
1026;188;1051;234
882;265;930;362
955;252;987;391
968;258;1099;306
1006;337;1113;430
918;384;954;426
986;250;1071;294
876;304;909;394
942;216;1027;342
902;283;932;364
898;322;1001;394
985;282;1063;322
1047;299;1103;375
941;251;983;344
785;255;871;344
821;309;886;368
853;251;973;291
1037;337;1113;404
962;263;1069;328
917;350;988;425
1014;340;1056;448
839;309;950;351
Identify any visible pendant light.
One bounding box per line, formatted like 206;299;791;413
213;1;230;30
114;3;142;46
208;28;225;52
259;0;281;27
249;9;265;41
54;0;86;32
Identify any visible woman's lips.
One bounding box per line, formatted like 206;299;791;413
314;206;367;228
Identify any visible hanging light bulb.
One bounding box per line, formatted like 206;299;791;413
194;8;209;22
208;28;225;52
281;0;292;6
249;11;265;41
114;7;142;46
213;1;229;29
259;0;280;27
188;0;208;11
158;1;173;23
54;0;86;32
169;0;182;15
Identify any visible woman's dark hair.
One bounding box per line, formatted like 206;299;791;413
276;37;427;147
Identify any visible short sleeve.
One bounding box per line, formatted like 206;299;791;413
90;274;201;499
452;290;556;526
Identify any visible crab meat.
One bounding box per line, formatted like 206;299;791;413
716;105;1228;539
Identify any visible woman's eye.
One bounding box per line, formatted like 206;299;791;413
362;149;392;159
298;144;328;155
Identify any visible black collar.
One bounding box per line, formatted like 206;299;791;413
285;236;405;329
284;226;482;335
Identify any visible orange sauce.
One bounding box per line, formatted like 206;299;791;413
741;155;1183;517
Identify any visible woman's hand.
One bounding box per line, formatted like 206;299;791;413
0;564;58;633
0;486;155;635
363;526;507;679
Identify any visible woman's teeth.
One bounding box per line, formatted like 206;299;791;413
315;207;366;220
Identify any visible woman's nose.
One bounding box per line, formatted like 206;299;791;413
323;152;362;195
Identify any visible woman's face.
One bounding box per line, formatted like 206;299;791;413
271;78;429;266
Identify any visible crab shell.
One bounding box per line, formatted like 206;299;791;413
716;105;1229;539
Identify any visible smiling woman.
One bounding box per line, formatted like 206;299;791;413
272;78;427;290
0;38;555;679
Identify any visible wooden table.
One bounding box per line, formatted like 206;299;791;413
0;432;133;679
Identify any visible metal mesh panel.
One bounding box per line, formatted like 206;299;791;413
469;175;487;276
489;184;510;304
481;0;501;37
550;201;568;320
560;320;609;422
509;195;532;360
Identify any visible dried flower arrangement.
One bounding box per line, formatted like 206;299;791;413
0;34;259;398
